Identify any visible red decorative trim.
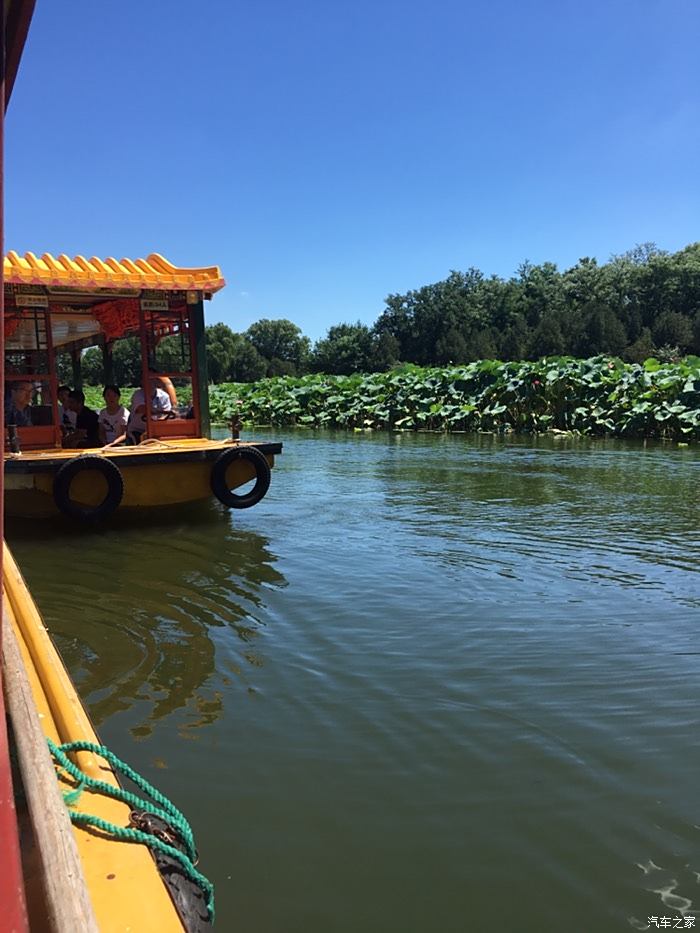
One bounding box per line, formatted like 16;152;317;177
91;297;140;341
4;312;21;339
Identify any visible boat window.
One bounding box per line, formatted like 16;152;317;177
5;307;51;375
4;307;59;447
142;307;199;438
145;307;191;375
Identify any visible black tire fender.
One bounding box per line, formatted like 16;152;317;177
210;446;271;509
53;455;124;521
129;809;212;932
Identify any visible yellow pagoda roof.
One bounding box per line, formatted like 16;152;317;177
3;251;226;294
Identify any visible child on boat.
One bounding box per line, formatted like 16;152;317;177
99;385;129;448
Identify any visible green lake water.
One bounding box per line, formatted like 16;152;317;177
6;430;700;932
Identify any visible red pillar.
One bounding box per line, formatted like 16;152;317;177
0;4;30;928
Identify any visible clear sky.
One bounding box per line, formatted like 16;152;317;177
6;0;700;340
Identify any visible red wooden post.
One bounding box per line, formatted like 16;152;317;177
1;3;37;928
139;302;152;432
0;703;28;931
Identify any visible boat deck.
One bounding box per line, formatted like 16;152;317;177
5;437;283;473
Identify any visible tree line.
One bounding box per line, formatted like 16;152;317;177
77;241;700;385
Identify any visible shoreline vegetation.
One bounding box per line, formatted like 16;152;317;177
212;357;700;440
76;241;700;443
84;356;700;441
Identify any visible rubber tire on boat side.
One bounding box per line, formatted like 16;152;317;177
156;857;212;933
210;446;271;509
53;455;124;521
130;809;212;933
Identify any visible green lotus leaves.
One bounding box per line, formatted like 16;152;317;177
201;356;699;441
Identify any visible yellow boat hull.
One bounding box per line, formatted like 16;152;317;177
4;438;279;517
3;544;188;931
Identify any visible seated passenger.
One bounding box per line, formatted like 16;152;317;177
126;379;172;444
57;384;77;430
5;381;33;427
149;370;178;408
64;389;100;448
99;385;129;448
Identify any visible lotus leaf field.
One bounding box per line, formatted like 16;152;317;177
82;357;700;440
205;357;699;440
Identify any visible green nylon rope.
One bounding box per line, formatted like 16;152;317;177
47;738;215;923
48;740;197;859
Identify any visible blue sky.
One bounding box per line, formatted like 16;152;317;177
6;0;700;340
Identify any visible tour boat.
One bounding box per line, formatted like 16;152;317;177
3;250;282;520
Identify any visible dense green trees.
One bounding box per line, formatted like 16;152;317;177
370;242;700;368
199;318;309;382
310;322;400;374
77;241;700;385
79;335;180;387
74;337;142;387
205;323;267;382
245;319;310;375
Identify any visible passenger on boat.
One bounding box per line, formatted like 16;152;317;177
64;389;100;448
149;369;178;407
99;385;129;448
126;380;172;444
5;381;32;427
57;384;77;430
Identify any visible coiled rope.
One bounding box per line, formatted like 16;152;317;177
47;738;215;923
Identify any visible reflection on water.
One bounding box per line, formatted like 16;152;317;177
374;434;700;606
6;499;285;739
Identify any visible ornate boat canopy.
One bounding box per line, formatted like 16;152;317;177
4;251;226;295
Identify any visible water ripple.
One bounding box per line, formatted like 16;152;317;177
6;430;700;932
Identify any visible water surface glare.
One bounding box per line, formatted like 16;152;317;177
7;430;700;932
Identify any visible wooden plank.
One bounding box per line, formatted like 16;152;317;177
2;606;99;933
